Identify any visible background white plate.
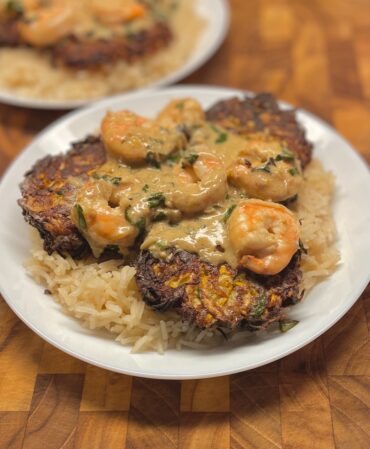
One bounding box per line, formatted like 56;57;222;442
0;0;229;110
1;86;370;379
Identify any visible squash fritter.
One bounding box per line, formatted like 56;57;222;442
136;249;302;329
206;93;313;168
18;136;106;257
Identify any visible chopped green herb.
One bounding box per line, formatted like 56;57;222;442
142;184;149;192
279;319;299;332
6;0;23;13
252;157;276;173
110;177;121;185
215;132;228;144
145;151;161;168
182;153;199;168
125;207;146;236
148;192;165;209
135;217;146;237
210;124;228;144
75;204;87;231
276;148;295;161
175;102;184;110
155;241;168;250
166;151;182;165
251;294;267;318
288;167;300;176
92;173;121;185
223;204;236;222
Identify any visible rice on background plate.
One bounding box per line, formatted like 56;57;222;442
26;159;339;354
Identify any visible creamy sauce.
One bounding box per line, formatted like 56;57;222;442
70;98;302;268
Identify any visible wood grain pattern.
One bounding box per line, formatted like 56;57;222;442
181;377;230;412
125;379;180;449
230;371;282;449
0;412;28;449
328;376;370;449
22;374;84;449
74;412;128;449
80;366;132;412
180;413;229;449
0;0;370;448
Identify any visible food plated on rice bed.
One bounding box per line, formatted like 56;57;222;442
0;0;204;100
19;93;339;353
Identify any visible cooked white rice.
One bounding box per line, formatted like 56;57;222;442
0;0;204;101
26;159;340;352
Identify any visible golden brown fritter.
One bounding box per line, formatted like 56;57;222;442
19;136;106;257
206;93;313;168
136;249;302;329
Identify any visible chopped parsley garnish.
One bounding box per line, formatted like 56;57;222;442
252;157;276;173
215;132;228;144
288;167;300;176
276;148;295;161
92;173;122;185
145;151;161;168
142;184;149;192
148;192;165;209
75;204;87;231
125;207;146;237
166;151;182;165
223;204;236;222
279;319;299;332
210;124;228;144
175;102;184;110
181;153;199;168
251;294;267;318
155;241;168;250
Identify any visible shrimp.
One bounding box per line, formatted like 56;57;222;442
71;180;138;257
90;0;147;25
18;0;74;47
101;110;186;165
169;153;227;214
227;199;299;275
156;98;205;129
228;138;303;202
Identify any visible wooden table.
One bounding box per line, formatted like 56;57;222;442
1;1;369;448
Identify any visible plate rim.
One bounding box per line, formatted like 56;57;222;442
0;0;230;110
1;84;370;380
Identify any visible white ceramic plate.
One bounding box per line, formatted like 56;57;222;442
1;86;370;379
0;0;229;110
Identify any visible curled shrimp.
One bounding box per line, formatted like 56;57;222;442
101;110;186;165
18;0;74;47
227;199;299;275
71;180;138;257
169;152;227;214
156;98;205;129
228;138;302;202
90;0;147;25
